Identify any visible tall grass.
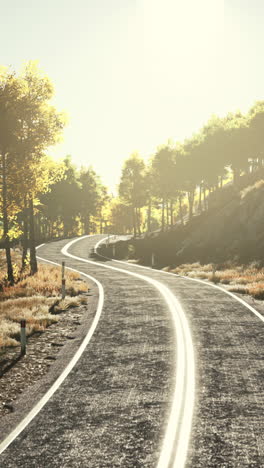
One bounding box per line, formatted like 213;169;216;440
0;264;87;301
168;262;264;300
0;250;88;348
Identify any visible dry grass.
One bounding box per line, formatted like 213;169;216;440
0;249;89;348
0;295;88;348
170;262;215;280
229;282;264;300
167;262;264;300
0;264;87;301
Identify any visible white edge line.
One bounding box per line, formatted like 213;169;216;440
62;235;195;468
181;275;264;324
98;236;264;325
95;235;264;462
95;236;195;468
0;250;104;455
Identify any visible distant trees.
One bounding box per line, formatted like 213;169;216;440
108;199;134;234
79;167;105;235
118;153;147;235
39;156;108;239
114;100;264;234
151;146;176;230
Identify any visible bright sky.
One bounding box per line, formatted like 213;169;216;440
1;0;264;192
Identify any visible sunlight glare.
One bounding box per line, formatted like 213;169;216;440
141;0;225;90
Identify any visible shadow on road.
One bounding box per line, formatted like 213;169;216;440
89;254;109;263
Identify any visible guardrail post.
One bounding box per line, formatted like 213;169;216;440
20;320;26;355
112;244;116;258
62;261;66;299
151;252;155;268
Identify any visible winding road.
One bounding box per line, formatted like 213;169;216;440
1;235;264;467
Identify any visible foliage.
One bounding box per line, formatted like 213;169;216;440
1;59;264;259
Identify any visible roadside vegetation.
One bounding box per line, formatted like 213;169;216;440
2;60;264;334
0;249;88;348
166;262;264;300
0;62;109;286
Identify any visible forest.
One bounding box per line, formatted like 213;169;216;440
1;62;264;284
117;102;264;235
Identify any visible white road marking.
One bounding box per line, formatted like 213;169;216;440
0;253;104;455
61;235;195;468
99;235;264;324
96;234;264;466
179;275;264;324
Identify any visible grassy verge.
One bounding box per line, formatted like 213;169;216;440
0;249;89;348
165;262;264;300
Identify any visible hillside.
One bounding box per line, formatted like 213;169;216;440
102;171;264;269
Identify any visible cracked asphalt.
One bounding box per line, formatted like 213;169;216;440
1;235;264;467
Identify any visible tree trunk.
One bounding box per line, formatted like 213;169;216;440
83;213;90;235
29;197;38;274
198;185;202;212
99;213;103;234
161;198;165;231
63;221;68;238
147;199;151;232
166;200;169;228
170;199;174;227
203;186;207;210
132;206;137;236
188;190;194;221
2;153;14;284
50;222;54;239
21;198;29;271
36;213;41;241
179;194;184;225
136;208;141;235
44;220;48;239
87;214;90;234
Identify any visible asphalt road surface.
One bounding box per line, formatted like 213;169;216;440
1;235;264;467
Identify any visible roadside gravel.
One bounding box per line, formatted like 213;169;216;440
0;294;90;418
0;282;97;446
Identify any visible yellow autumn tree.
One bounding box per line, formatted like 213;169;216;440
0;62;67;282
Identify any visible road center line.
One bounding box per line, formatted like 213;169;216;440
62;235;195;468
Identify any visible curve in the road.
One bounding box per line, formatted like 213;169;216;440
0;253;104;456
0;235;195;467
98;236;264;325
61;235;195;468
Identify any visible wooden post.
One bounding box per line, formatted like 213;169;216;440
20;320;26;356
62;261;66;299
212;264;217;283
